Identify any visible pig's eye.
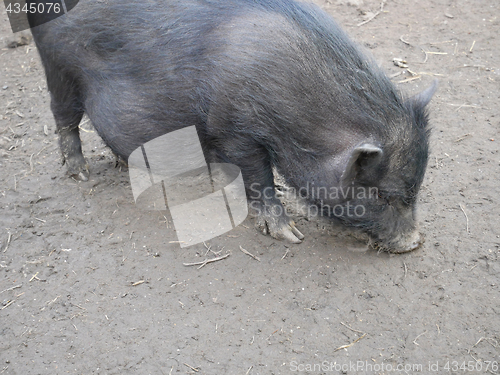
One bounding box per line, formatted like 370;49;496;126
377;192;393;205
378;192;389;202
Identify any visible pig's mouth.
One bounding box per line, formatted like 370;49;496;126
369;232;425;254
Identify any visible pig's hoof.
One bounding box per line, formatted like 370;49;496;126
256;214;304;243
71;171;89;181
64;157;90;181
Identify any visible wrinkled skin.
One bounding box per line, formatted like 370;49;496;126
28;0;435;252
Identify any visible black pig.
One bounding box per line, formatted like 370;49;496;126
28;0;436;252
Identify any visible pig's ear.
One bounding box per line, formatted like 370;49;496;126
341;144;383;183
408;80;438;109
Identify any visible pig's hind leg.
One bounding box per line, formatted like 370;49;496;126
47;71;88;181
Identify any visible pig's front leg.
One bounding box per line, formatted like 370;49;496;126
251;195;304;243
240;152;304;243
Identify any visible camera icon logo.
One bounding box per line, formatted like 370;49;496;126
128;126;248;248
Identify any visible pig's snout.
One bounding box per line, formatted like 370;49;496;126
388;229;424;254
371;223;424;254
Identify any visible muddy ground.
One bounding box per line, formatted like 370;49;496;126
0;0;499;374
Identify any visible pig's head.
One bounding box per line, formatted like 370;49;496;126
312;82;437;253
344;82;436;252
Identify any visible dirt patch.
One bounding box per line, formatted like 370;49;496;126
1;0;499;374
